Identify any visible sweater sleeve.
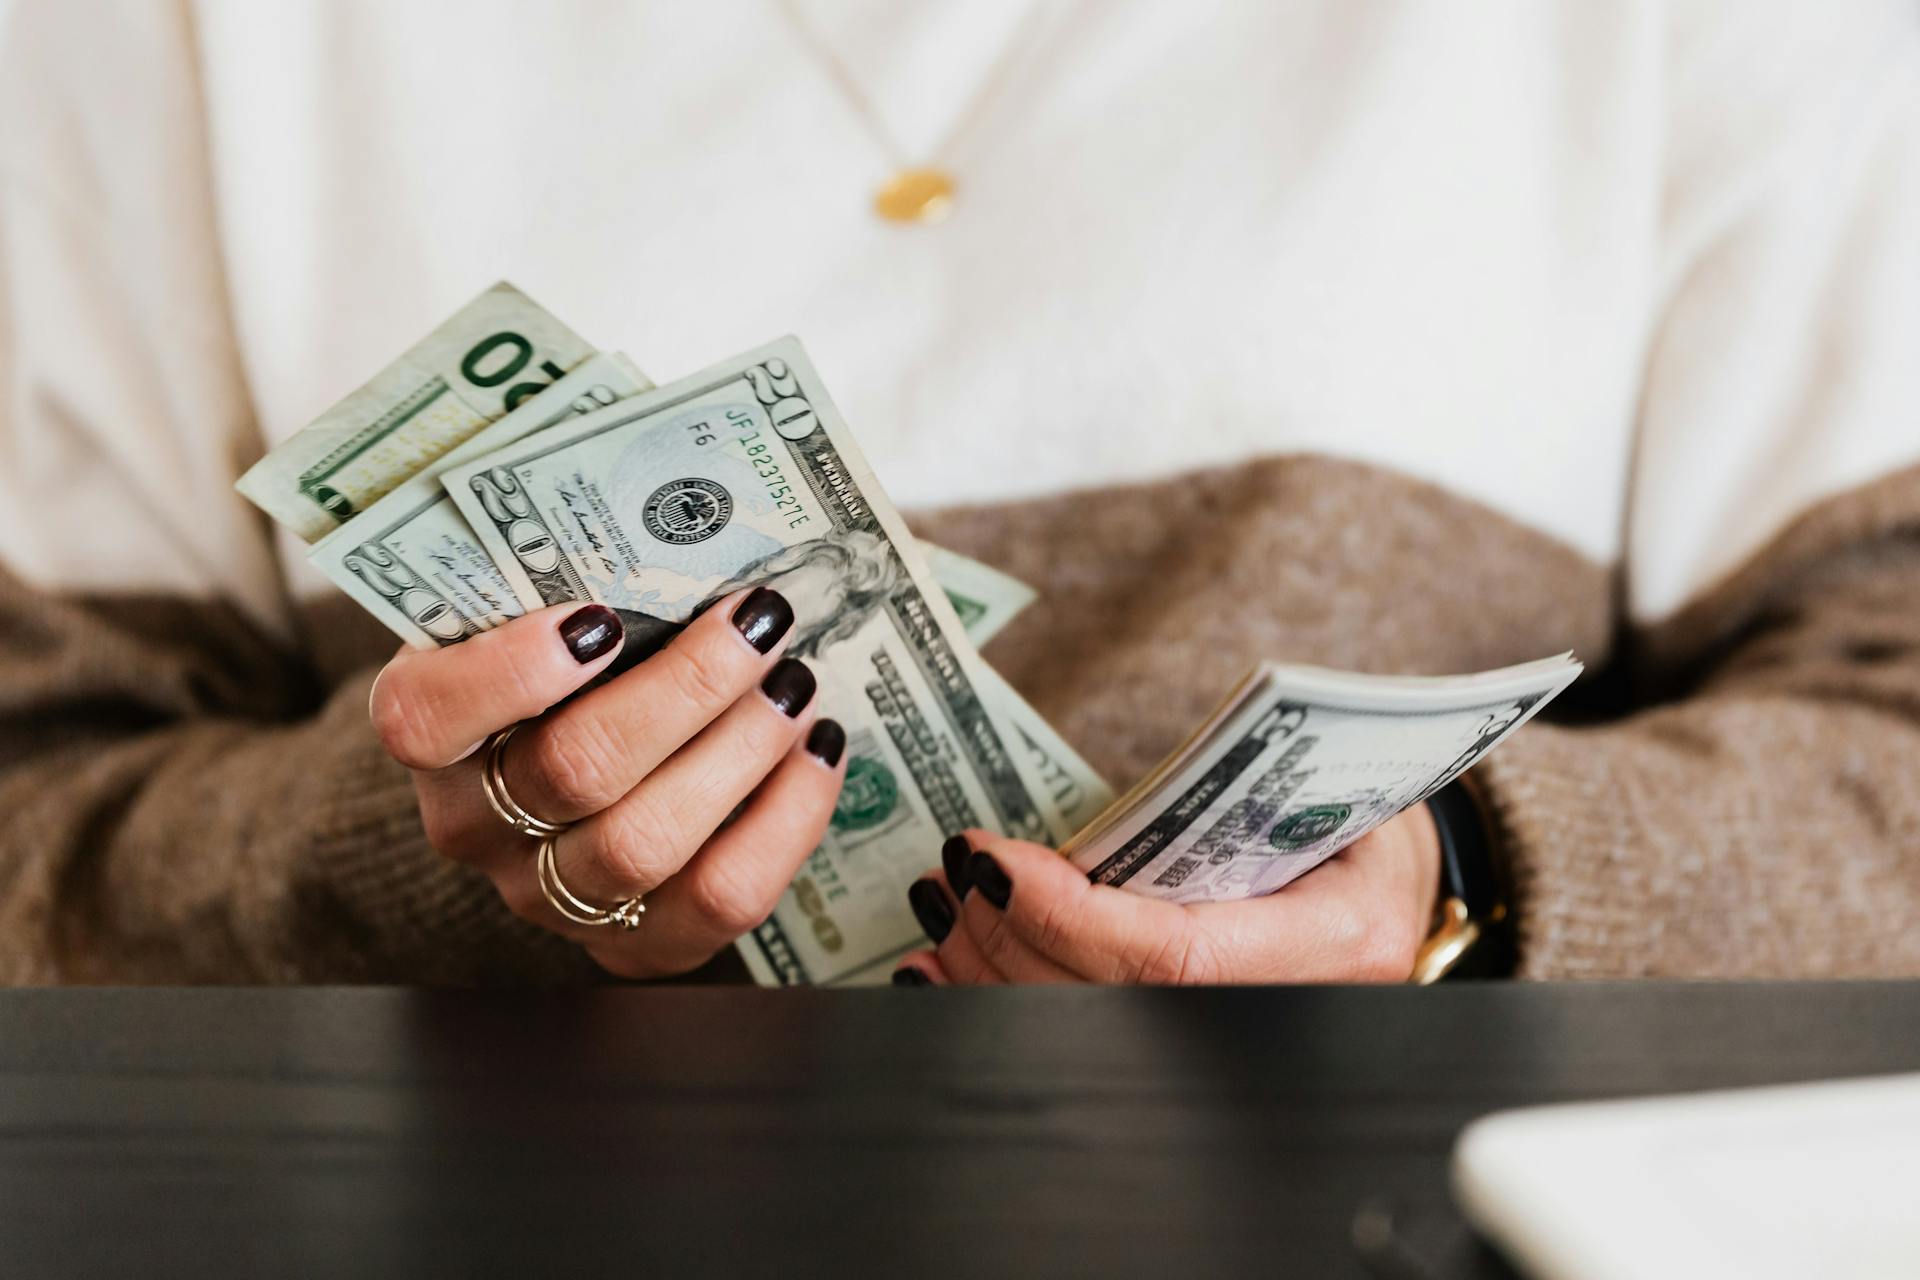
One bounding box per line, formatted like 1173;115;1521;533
0;565;592;983
1477;3;1920;978
1480;471;1920;978
0;0;585;983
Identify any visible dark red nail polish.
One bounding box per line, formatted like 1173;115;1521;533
761;657;816;718
968;852;1012;911
806;719;846;767
732;587;794;654
559;604;621;664
892;967;932;986
942;834;974;898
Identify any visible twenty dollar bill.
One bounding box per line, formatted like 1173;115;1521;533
307;353;651;647
440;337;1110;984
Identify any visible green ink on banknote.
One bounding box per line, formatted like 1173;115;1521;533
1269;804;1352;849
832;757;901;831
944;590;987;630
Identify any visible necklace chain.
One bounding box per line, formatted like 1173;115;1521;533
773;0;1045;222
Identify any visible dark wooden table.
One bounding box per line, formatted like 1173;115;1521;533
2;984;1916;1279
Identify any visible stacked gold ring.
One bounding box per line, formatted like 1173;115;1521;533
482;725;644;931
479;725;569;838
537;836;646;931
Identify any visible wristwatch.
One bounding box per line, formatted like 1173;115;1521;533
1409;777;1515;983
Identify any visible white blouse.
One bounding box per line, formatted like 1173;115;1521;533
0;0;1915;628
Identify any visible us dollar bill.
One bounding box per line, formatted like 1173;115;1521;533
306;353;652;647
757;655;1111;987
970;661;1111;838
754;557;1091;985
236;282;592;542
923;544;1036;648
440;337;1110;985
1062;655;1581;902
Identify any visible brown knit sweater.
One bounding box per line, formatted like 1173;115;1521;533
3;454;1918;983
5;0;1919;985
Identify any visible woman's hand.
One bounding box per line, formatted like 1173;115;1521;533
895;806;1442;985
368;589;846;978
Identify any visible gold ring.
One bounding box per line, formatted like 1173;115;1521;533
537;835;646;930
480;725;569;838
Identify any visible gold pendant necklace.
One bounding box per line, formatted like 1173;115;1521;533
776;1;1043;225
872;168;956;224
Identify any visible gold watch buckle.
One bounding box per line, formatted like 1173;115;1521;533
1409;897;1505;985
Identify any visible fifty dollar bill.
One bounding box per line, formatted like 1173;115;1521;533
237;282;592;542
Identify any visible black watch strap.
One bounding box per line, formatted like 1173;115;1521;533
1412;779;1515;981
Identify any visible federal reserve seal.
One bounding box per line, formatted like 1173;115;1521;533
1268;803;1352;850
641;477;733;544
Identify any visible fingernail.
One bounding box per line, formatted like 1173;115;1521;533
908;878;955;943
941;834;974;898
761;657;816;717
732;587;794;654
559;604;621;664
805;719;846;767
968;852;1012;911
892;967;932;987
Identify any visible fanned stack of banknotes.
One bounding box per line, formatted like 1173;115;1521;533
238;283;1580;986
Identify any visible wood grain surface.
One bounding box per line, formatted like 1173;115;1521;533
2;983;1916;1278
